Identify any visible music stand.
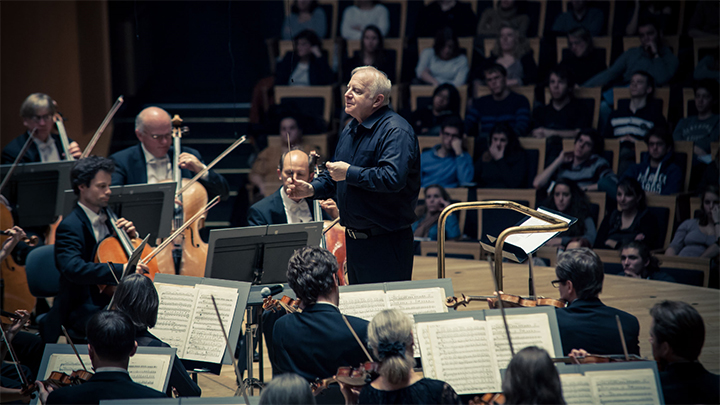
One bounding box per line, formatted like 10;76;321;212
62;183;175;242
0;161;73;227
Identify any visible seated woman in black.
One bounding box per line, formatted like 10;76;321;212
112;274;201;397
474;122;527;188
343;25;395;83
541;178;597;249
559;27;607;86
276;29;333;86
595;177;660;250
409;83;461;135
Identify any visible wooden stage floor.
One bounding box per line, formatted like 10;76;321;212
198;256;720;397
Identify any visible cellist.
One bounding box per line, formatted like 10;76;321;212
40;157;148;344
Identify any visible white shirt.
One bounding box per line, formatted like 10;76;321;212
32;134;61;162
340;4;390;40
141;144;171;184
78;202;110;242
280;187;313;224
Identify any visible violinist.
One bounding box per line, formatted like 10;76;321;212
108;106;229;200
496;346;565;405
35;310;167;404
340;309;461;405
259;373;316;405
1;309;35;402
553;248;640;356
0;226;26;263
40;157;147;344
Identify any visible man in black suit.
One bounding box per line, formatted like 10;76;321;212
36;310;167;404
248;149;337;226
2;93;81;164
108;106;229;200
553;248;640;355
40;157;146;344
270;246;368;382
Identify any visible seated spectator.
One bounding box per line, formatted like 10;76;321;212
551;0;604;36
413;184;461;241
281;0;327;40
420;116;473;188
259;374;316;405
673;79;719;163
595;177;660;250
465;64;531;140
416;28;469;88
474;122;527;188
532;66;593;140
694;55;720;83
340;0;389;41
343;25;395;82
275;30;333;86
476;0;529;39
622;1;674;36
604;71;668;176
500;347;566;405
698;148;719;192
620;240;675;282
688;0;719;39
410;83;461;135
415;0;477;38
558;27;607;86
534;129;615;193
622;129;682;195
540;178;597;249
475;23;537;87
665;185;719;258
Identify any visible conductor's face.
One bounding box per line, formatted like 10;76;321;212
345;70;380;123
79;170;112;212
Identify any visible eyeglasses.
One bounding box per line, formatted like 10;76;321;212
30;114;52;123
551;279;565;288
145;132;172;141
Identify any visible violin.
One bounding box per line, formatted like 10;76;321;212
553;353;646;364
262;295;301;314
445;293;566;310
310;362;378;396
471;393;506;405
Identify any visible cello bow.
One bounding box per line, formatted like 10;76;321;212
80;96;124;159
176;135;247;196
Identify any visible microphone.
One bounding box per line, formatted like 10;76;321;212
261;284;285;298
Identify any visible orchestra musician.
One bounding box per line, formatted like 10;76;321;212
35;310;168;404
499;346;566;405
552;248;640;355
40;157;147;344
108;106;229;200
287;66;420;284
1;309;35;403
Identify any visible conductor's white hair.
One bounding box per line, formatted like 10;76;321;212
351;66;392;106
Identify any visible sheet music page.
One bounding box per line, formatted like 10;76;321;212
420;319;502;395
504;208;572;254
386;288;448;315
338;290;388;322
183;285;239;363
587;369;661;405
485;313;555;370
43;353;92;378
415;318;473;372
561;374;599;405
151;283;199;358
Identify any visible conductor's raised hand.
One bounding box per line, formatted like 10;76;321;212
115;218;138;239
286;177;314;199
326;161;350;181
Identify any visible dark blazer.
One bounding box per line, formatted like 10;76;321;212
109;144;230;201
660;362;720;404
1;132;73;164
555;298;640;356
135;330;201;397
275;52;333;86
46;371;167;404
41;205;124;343
247;188;317;226
272;303;369;382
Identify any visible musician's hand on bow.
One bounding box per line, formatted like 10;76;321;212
569;348;589;364
338;381;360;405
319;199;339;219
286;177;314;199
1;226;26;261
35;380;53;404
135;263;150;275
114;218;138;239
7;310;31;338
67;142;82;159
326;161;350;182
178;152;205;173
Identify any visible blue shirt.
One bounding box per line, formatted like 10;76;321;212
312;106;421;231
465;92;531;138
420;145;474;188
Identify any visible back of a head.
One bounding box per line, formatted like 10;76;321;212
86;310;136;363
650;300;705;362
287;246;337;305
259;373;316;405
113;273;160;333
368;309;415;385
556;248;603;300
502;346;566;405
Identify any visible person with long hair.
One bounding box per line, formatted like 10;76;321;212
594;177;660;250
541;178;596;248
620;240;675;282
479;22;537;87
416;27;469;87
340;309;462;404
558;27;607;86
501;346;566;405
413;184;460;241
281;0;327;40
410;83;461;135
275;30;333;86
474;122;527;188
666;185;719;258
343;25;395;83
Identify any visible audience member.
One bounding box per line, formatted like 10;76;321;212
595;177;660;250
621;129;682;195
281;0;327;40
476;0;529;38
340;309;462;404
413;184;460;241
465;64;531;139
673;79;719;162
623;1;674;36
474;122;527;188
649;300;720;404
259;374;316;405
619;240;675;282
275;30;333;86
665;185;719;258
416;28;469;87
558;27;607;86
344;25;395;82
688;0;719;39
410;83;461;135
476;23;537;87
340;0;389;41
697;148;719;192
694;55;720;83
415;0;477;38
501;347;566;405
420;116;473;188
551;0;604;36
532;66;592;140
541;178;597;249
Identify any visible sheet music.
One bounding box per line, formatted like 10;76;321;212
184;285;239;363
416;318;473;375
386;288;448;315
338;290;388;321
485;313;556;370
504;208;572;254
561;374;597;405
587;369;660;405
151;283;199;358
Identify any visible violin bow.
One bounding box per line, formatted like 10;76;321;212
80;96;124;159
615;315;630;361
210;295;250;405
61;325;89;372
322;217;341;235
0;128;37;196
176;135;247;196
341;315;374;363
528;253;536;300
487;254;515;357
0;323;31;390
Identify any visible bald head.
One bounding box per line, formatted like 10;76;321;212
278;149;313;201
135;107;173;158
